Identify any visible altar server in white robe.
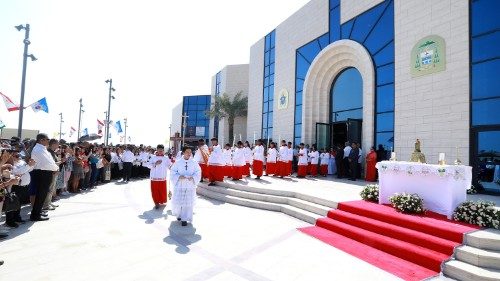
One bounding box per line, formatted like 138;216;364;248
170;146;201;226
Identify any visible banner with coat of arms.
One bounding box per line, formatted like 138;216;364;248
411;35;446;77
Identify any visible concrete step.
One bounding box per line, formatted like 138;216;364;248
197;186;321;224
455;245;500;270
216;180;338;209
465;229;500;251
443;259;500;281
201;183;330;217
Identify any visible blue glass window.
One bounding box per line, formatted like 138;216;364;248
183;95;211;140
376;112;394;132
376;63;395;85
472;59;500;100
376;132;394;150
348;2;387;43
331;68;363;113
262;30;276;140
472;98;500;126
472;31;500;63
471;0;500;37
376;84;395;113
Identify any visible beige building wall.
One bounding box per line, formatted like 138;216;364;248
340;0;385;24
210;64;249;144
273;0;329;143
247;38;265;141
394;0;470;165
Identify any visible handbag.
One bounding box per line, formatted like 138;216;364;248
4;191;20;213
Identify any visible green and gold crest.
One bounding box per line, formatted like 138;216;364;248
411;35;446;77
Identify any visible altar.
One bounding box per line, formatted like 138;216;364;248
376;161;472;218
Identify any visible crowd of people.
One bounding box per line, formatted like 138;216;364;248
0;134;389;266
0;134;174;239
191;138;389;185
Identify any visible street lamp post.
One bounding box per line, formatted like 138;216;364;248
182;113;189;148
168;124;172;150
104;111;107;142
77;98;83;140
124;118;128;145
59;113;64;141
15;24;37;138
105;79;116;146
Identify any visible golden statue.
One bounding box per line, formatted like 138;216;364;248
410;139;426;163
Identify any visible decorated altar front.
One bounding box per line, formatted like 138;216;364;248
376;161;472;218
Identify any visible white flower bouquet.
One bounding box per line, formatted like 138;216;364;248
389;192;425;214
360;184;379;202
453;200;500;229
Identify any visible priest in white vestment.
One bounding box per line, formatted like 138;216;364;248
170;147;201;226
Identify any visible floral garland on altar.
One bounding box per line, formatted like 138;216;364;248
376;161;470;180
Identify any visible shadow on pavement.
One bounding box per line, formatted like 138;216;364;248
138;206;167;224
163;221;202;254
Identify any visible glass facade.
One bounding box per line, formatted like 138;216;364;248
294;0;395;148
330;68;363;122
262;30;276;140
471;0;500;192
213;71;222;138
182;95;211;142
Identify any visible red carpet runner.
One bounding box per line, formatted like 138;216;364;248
299;200;480;281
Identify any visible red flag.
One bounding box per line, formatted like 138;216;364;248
0;92;20;112
97;119;104;135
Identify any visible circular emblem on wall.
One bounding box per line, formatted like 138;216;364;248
411;35;446;77
278;88;289;110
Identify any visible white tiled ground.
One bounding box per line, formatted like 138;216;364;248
0;178;402;281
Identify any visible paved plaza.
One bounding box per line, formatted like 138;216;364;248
2;177;499;281
1;177;401;281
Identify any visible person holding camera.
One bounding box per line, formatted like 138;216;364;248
5;151;36;227
29;134;59;222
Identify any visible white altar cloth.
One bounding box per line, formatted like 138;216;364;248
376;161;472;218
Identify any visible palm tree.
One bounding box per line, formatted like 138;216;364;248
207;91;248;144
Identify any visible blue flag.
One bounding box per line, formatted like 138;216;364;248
82;128;89;136
30;97;49;113
115;120;123;133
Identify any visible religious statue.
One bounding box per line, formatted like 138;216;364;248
410;139;426;163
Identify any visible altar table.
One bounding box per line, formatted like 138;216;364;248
376;161;472;218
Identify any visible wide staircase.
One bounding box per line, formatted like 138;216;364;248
197;181;500;281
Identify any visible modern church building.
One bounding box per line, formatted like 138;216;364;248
245;0;499;192
170;0;498;192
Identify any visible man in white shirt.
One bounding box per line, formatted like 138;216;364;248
343;141;352;178
297;143;308;178
30;134;59;222
121;145;135;183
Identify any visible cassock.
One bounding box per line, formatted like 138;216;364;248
365;150;377;182
265;147;277;176
232;147;246;180
208;144;225;182
287;146;294;175
223;148;233;177
320;152;330;177
194;145;209;180
252;145;264;177
145;153;172;205
297;148;308;178
243;146;252;176
308;150;319;176
170;156;201;222
277;145;289;178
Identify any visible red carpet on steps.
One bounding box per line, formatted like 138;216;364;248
299;200;480;281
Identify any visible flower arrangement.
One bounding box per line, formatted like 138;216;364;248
360;184;379;202
389;193;425;214
453;200;500;229
467;185;478;195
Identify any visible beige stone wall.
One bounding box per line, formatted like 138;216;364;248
210;64;249;144
247;38;265;141
340;0;385;24
273;0;329;143
170;101;183;137
394;0;470;164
